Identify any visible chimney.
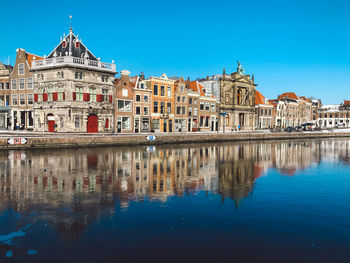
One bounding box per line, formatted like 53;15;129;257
186;77;191;88
141;72;145;80
206;76;209;80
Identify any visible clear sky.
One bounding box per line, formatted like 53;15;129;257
1;0;350;104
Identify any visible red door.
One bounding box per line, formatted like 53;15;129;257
47;114;55;132
87;115;98;133
48;121;55;132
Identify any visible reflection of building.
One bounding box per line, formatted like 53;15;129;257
1;139;347;240
32;25;116;133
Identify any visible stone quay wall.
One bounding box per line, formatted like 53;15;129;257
1;132;350;150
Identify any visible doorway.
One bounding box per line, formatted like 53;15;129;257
47;114;55;132
87;114;98;133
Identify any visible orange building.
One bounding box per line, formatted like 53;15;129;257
146;73;175;132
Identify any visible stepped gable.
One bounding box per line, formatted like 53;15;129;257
48;29;97;61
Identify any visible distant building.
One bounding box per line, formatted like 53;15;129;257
133;73;151;133
255;90;273;129
201;62;256;131
173;77;188;132
31;26;116;133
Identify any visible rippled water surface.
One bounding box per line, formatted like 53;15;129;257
1;139;350;262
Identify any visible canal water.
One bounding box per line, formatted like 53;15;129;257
0;139;350;262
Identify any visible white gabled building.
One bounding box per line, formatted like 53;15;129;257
31;25;116;133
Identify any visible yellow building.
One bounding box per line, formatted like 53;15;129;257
146;73;175;132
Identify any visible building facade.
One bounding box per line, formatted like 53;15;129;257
255;90;273;129
174;77;188;132
0;62;12;129
146;73;175;132
9;49;42;130
133;74;151;133
31;27;116;133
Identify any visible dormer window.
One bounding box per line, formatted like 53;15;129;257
62;41;67;48
75;41;80;48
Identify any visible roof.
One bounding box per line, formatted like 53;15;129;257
255;90;272;105
47;29;98;61
189;81;205;96
26;52;43;68
299;96;310;103
344;100;350;106
278;92;298;100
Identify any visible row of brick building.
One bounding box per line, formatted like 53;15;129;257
0;24;333;133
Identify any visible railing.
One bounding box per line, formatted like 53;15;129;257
31;56;116;72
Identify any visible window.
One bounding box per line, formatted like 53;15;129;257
194;98;197;104
194;108;198;116
211;103;215;112
167;103;171;114
182;106;186;115
269;109;272;115
182;96;186;103
5;82;9;89
188;107;192;116
117;100;132;111
189;98;193;104
161;86;165;96
200;102;204;110
57;71;64;79
0;83;3;90
122;117;130;129
11;79;17;90
38;88;43;101
60;117;64;128
75;72;83;79
12;95;18;106
28;93;34;105
176;106;181;115
18;63;24;75
75;86;83;101
27;78;33;89
160;102;165;114
144;107;149;115
140;83;145;89
136;94;141;102
153;85;158;95
265;109;267;115
153;101;158;113
90;87;96;102
177;96;180;102
20;94;25;105
205;102;210;111
144;95;148;102
136;106;141;115
152;119;160;129
102;89;109;102
180;85;184;92
102;76;108;82
48;87;54;101
0;95;3;104
58;86;64;100
122;88;128;97
19;79;25;90
75;116;80;128
167;87;171;97
260;109;264;115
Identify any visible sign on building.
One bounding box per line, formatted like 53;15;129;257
8;138;27;145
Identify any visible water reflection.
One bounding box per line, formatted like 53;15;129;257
1;139;350;241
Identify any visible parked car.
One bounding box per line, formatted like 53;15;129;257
284;127;294;132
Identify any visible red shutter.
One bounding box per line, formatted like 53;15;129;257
97;94;102;102
53;92;58;101
83;93;90;101
105;118;109;128
43;93;48;101
73;92;76;101
109;95;113;103
34;94;38;102
63;92;65;101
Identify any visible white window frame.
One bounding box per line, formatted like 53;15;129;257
122;88;128;97
27;93;34;105
27;77;33;89
12;94;18;106
18;63;25;75
19;78;25;90
11;79;17;90
20;94;26;105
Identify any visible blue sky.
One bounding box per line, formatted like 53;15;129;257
1;0;350;104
